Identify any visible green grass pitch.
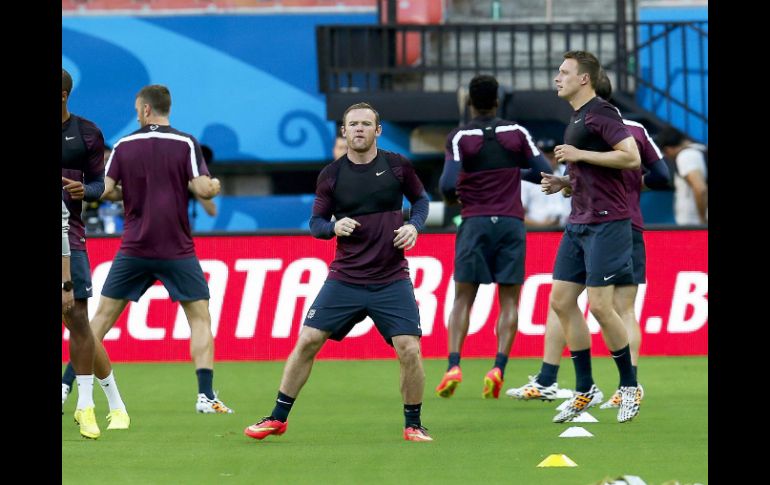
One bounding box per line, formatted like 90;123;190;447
62;357;707;484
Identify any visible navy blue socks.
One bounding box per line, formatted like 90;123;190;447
195;368;215;400
537;362;560;386
611;345;637;387
271;391;295;422
448;352;461;370
570;348;594;393
493;352;509;377
404;403;422;428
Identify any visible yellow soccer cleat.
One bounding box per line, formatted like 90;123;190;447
106;409;131;430
74;407;101;439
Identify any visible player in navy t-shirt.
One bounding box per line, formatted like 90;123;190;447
245;103;433;442
435;75;552;400
60;68;109;433
85;85;232;422
540;51;644;424
507;72;670;414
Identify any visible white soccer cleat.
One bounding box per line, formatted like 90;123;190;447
557;387;603;410
553;385;602;423
505;375;559;401
196;393;234;414
617;385;642;423
600;383;643;409
588;387;604;408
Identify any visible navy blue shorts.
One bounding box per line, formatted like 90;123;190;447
70;250;93;300
101;252;210;302
303;278;421;346
454;216;526;285
552;220;634;287
629;229;646;285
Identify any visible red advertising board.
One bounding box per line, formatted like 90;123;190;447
62;231;707;361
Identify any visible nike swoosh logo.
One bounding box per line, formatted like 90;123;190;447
573;119;582;124
603;274;615;281
276;399;292;405
85;286;93;291
376;170;387;176
65;136;76;140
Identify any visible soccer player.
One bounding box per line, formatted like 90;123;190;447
507;72;670;411
62;198;100;439
541;51;642;423
244;102;432;442
87;84;232;416
60;68;129;429
435;74;552;399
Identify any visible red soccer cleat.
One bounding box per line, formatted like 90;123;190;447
403;425;433;442
435;366;463;398
482;367;503;399
244;417;288;440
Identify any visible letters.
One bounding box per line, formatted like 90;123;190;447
61;233;708;359
667;272;708;333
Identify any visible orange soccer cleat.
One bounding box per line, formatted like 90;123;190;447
482;367;503;399
435;366;463;398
